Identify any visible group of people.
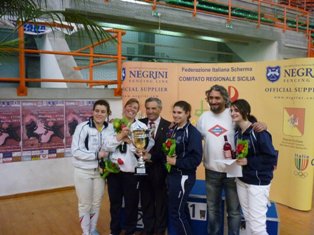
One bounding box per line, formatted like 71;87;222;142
71;84;278;235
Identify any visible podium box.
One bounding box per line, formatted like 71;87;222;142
263;202;280;235
168;180;279;235
186;179;224;235
168;179;224;235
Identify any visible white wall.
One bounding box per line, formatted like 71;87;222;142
0;158;74;196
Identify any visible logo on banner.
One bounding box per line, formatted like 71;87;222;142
128;69;168;80
228;86;239;102
294;154;309;178
283;108;305;136
266;66;280;82
208;125;227;137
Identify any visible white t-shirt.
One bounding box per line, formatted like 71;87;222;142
196;108;235;173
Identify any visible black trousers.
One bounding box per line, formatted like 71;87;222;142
167;172;195;235
107;171;139;235
140;163;168;235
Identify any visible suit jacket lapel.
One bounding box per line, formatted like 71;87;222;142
155;118;167;141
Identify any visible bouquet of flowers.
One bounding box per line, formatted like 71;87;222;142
98;158;120;179
112;118;130;133
235;139;249;159
112;118;130;153
162;138;176;172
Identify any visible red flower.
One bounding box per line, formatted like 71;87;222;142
165;140;172;148
235;139;249;159
117;158;124;165
236;144;244;154
121;124;127;129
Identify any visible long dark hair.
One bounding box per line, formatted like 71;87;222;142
231;99;257;122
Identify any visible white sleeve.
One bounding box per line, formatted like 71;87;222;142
71;123;97;161
102;124;122;152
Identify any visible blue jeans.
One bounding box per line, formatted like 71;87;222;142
205;169;241;235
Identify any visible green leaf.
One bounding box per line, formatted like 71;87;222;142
165;163;171;173
168;143;176;156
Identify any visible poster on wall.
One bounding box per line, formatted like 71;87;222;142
0;101;22;163
122;59;314;211
64;100;93;157
21;100;65;161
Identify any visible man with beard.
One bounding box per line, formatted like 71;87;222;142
196;84;265;235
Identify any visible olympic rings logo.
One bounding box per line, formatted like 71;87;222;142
294;170;308;178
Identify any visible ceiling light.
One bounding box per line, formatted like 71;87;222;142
197;35;225;43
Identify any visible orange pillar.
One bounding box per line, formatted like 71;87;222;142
114;31;123;96
17;22;27;96
89;47;94;88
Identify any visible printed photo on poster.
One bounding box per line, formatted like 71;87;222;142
64;100;93;156
22;100;65;158
0;101;22;163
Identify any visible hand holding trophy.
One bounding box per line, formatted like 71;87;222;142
131;129;148;175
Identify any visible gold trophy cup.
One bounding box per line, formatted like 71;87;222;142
132;129;148;175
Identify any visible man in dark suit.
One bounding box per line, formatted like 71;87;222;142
140;97;171;235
